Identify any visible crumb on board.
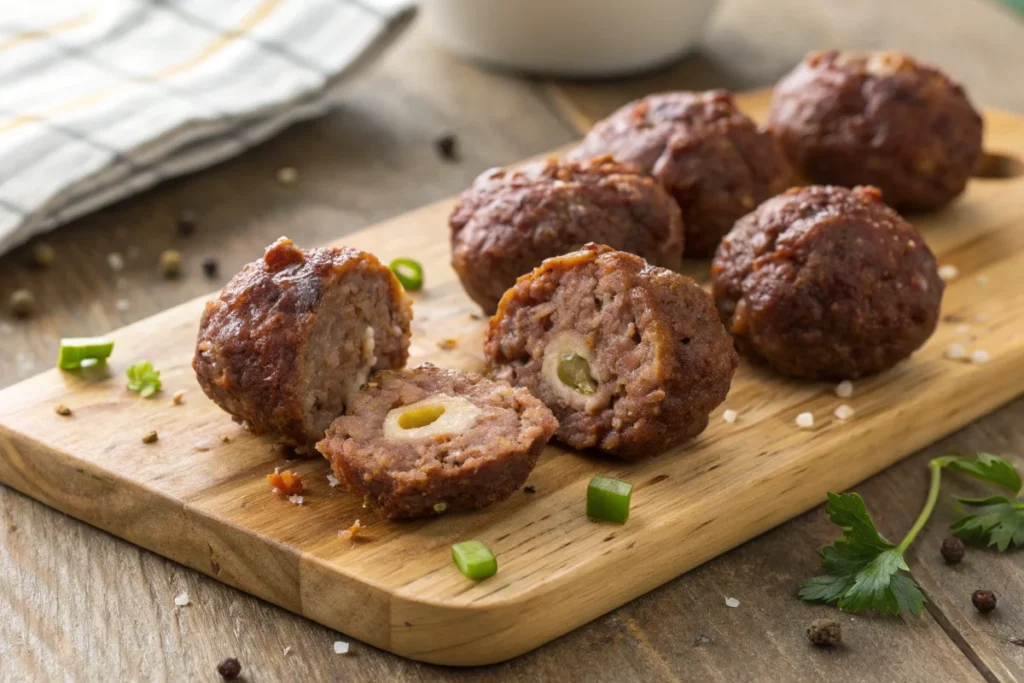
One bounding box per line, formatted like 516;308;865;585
955;323;971;335
277;166;298;184
142;430;159;444
9;289;36;317
433;502;449;514
945;343;967;360
171;390;185;405
220;435;231;443
436;338;458;350
970;349;990;364
834;380;853;398
160;250;183;278
54;404;72;416
795;412;814;429
834;404;855;421
524;485;536;494
938;264;959;281
268;468;304;495
725;597;740;608
287;494;304;506
174;591;189;606
283;646;292;656
722;409;738;423
327;474;340;488
116;299;130;312
339;519;362;542
333;641;351;655
107;252;125;271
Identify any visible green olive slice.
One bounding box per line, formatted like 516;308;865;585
557;353;597;395
397;404;446;429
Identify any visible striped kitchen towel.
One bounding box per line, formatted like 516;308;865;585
0;0;415;256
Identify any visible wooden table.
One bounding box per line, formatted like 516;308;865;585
2;1;1023;680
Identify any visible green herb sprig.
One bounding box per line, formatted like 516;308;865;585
126;361;162;398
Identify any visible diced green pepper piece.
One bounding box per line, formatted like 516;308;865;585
451;540;497;580
58;337;115;370
587;475;634;524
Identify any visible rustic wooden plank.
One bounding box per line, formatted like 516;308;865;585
2;86;1023;667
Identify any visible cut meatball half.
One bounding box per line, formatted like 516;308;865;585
317;364;557;520
485;244;738;460
193;237;412;450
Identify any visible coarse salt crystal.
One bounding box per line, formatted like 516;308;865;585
327;474;340;487
283;646;292;656
945;343;966;360
287;494;304;506
173;592;189;606
938;264;959;281
333;641;350;654
725;597;740;608
722;409;738;423
796;412;814;429
975;275;989;286
834;380;853;398
970;349;990;364
107;252;124;271
834;404;855;420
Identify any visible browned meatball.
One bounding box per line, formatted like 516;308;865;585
485;244;737;460
767;50;983;211
194;238;412;450
317;364;557;520
450;156;684;313
711;186;943;380
570;91;794;256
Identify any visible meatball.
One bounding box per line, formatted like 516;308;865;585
570;91;794;256
767;50;983;211
485;244;737;460
193;237;412;449
450;155;684;313
711;186;943;380
316;364;557;520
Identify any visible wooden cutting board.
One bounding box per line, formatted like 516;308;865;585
1;90;1023;666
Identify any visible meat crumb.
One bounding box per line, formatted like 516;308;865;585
9;289;36;317
435;133;458;161
722;409;738;423
524;485;536;494
142;430;159;444
436;338;458;350
171;390;185;405
938;264;959;281
339;519;362;542
54;404;72;416
725;597;740;608
173;591;189;606
287;494;304;506
833;404;855;420
834;380;853;398
945;343;967;360
807;618;842;647
795;412;814;429
970;349;990;364
327;474;340;488
267;468;304;495
333;641;351;655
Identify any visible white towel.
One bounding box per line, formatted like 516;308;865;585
0;0;416;255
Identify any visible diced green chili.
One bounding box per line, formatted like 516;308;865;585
557;353;596;395
389;258;424;292
451;540;497;580
587;475;634;524
57;337;115;370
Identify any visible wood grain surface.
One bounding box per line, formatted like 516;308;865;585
3;85;1024;669
2;2;1024;680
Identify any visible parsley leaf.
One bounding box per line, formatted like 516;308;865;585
126;361;162;398
951;495;1024;551
940;453;1022;494
799;492;927;615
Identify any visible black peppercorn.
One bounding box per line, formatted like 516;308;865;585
806;618;842;647
177;209;197;236
435;133;458;161
202;256;219;279
940;536;965;564
216;657;241;680
972;589;997;614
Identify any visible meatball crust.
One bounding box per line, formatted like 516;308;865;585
485;244;738;460
711;186;944;380
570;90;794;256
316;364;557;520
450;155;684;313
194;238;412;449
767;50;983;211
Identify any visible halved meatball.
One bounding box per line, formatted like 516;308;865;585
193;237;412;449
570;90;794;256
317;364;557;520
485;244;737;460
450;155;684;313
767;50;983;211
711;185;944;380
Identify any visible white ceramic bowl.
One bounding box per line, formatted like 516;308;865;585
421;0;719;77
